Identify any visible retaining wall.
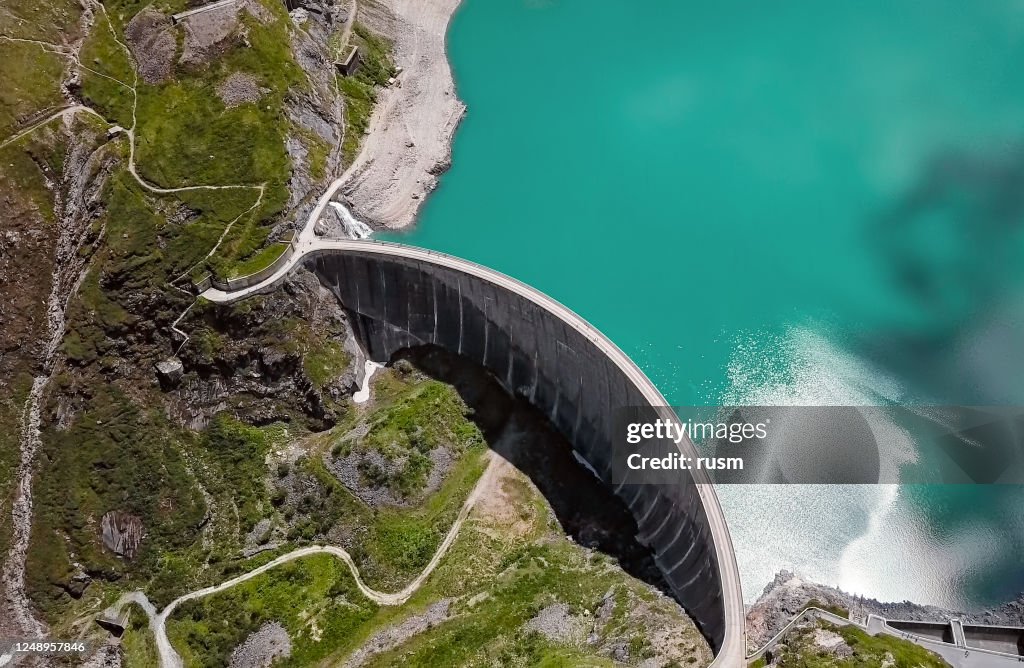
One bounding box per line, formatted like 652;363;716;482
212;242;295;292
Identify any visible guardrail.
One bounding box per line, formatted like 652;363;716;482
746;607;855;663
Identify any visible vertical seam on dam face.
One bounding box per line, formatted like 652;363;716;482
303;247;739;660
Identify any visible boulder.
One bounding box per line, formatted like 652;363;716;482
101;511;145;559
156;357;184;388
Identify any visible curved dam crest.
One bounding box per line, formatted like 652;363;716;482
203;239;744;664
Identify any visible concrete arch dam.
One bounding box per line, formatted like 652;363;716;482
298;241;744;663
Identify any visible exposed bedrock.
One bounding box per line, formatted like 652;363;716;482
306;249;730;651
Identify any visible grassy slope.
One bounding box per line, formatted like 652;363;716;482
0;0;82;133
15;0;333;617
164;449;711;668
158;373;490;667
338;23;396;165
167;554;379;668
769;619;951;668
227;241;288;279
0;42;69;136
277;371;488;590
76;0;301;277
2;0;395;649
28;386;207;613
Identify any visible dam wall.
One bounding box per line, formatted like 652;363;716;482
305;246;734;651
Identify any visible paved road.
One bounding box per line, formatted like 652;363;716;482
202;237;746;667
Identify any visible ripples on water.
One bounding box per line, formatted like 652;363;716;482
720;327;1024;608
388;0;1024;609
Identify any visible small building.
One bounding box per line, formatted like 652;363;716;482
336;45;360;76
96;606;131;637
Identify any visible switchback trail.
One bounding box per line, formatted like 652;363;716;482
112;454;498;668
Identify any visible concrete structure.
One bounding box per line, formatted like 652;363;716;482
336;45;360;76
875;615;1024;667
170;0;238;24
889;619;954;643
201;238;745;665
752;607;1024;667
96;605;131;637
953;619;968;648
210;239;296;292
962;624;1024;656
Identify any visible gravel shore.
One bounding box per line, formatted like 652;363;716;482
341;0;466;229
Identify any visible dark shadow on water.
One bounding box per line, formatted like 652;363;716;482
859;144;1024;404
390;344;672;597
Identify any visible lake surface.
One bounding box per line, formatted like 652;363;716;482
383;0;1024;608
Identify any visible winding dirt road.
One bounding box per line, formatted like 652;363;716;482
113;454;497;668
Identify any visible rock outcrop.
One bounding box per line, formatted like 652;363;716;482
101;511;145;559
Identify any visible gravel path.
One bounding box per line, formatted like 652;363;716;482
112;453;497;668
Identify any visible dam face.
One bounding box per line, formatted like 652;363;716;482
307;248;729;650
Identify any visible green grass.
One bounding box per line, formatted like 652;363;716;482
0;41;69;136
338;23;396;165
0;0;83;41
226;241;289;279
339;380;482;492
360;446;487;587
342;377;487;587
0;126;74;225
121;603;159;668
60;171;167;365
262;374;489;590
0;0;82;143
302;340;351;389
769;620;951;667
166;443;709;668
78;17;136;128
804;598;849;619
357;380;485;494
166;554;381;667
76;0;302;274
199;415;281;536
359;472;706;667
26;385;207;617
294;124;331;180
838;625;949;667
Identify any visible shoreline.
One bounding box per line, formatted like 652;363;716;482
339;0;466;229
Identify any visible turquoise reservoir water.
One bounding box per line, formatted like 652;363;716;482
384;0;1024;607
